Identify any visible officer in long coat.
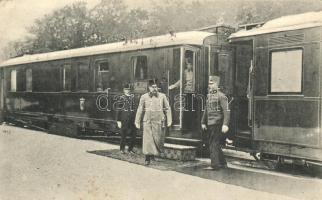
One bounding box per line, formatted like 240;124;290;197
116;83;136;154
135;79;172;165
201;76;230;170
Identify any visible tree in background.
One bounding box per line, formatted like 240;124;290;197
235;0;322;25
7;1;91;55
87;0;149;44
6;0;149;56
4;0;322;58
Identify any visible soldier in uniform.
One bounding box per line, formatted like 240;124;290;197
201;76;230;170
135;79;172;165
116;83;136;154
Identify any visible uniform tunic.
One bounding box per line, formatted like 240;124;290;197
201;90;230;168
115;94;136;151
135;92;172;156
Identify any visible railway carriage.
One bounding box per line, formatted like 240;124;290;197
2;11;322;166
0;28;235;142
229;11;322;165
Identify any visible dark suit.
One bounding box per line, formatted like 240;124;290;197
116;94;136;151
201;90;230;168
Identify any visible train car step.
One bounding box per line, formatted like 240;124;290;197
161;143;197;161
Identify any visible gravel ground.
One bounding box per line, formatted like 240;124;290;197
0;125;303;200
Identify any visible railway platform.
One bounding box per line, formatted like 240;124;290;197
1;124;321;200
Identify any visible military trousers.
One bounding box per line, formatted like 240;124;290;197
120;126;136;151
207;124;227;168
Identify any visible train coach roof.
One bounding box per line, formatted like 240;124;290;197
0;31;214;67
230;11;322;39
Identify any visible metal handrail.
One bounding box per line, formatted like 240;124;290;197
247;60;254;127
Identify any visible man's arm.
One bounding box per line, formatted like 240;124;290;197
201;100;208;125
169;80;180;90
162;94;172;127
219;94;231;126
135;95;145;128
115;96;122;128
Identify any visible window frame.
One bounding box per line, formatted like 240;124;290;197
183;48;196;93
10;69;17;92
131;55;148;81
76;61;90;92
268;47;304;95
62;63;72;92
98;61;110;72
95;59;111;92
26;68;32;92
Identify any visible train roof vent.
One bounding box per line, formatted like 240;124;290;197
230;11;322;39
269;34;304;46
238;22;265;31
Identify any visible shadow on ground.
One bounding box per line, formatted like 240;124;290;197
88;149;208;171
88;149;322;200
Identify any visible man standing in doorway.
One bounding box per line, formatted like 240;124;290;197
168;57;194;93
201;76;230;170
135;79;172;165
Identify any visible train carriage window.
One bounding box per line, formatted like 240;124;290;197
62;64;72;91
77;63;89;91
99;62;109;72
10;69;26;92
17;69;26;92
132;56;147;80
33;64;60;92
26;68;32;92
10;69;16;92
96;61;110;91
183;50;195;93
270;49;303;93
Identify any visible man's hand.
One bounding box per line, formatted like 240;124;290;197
135;123;140;129
117;121;122;129
201;124;207;131
167;122;172;127
222;125;229;133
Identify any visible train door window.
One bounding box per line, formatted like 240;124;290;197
210;49;219;76
218;52;233;94
97;61;110;91
132;56;147;80
270;49;303;93
183;50;195;93
10;69;16;92
77;63;89;91
62;64;71;91
26;68;32;92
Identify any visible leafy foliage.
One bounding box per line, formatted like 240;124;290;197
5;0;322;58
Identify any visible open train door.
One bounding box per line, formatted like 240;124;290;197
231;42;254;150
208;43;254;149
168;45;201;136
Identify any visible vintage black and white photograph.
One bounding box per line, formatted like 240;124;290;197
1;0;322;199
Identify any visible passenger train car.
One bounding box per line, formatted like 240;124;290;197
229;11;322;165
0;27;235;140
